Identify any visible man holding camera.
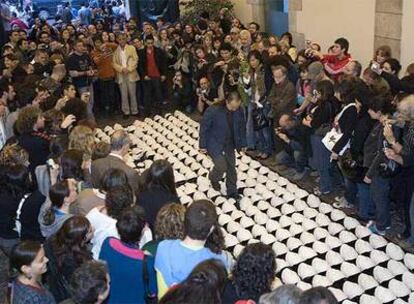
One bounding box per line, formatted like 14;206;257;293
275;114;308;181
306;37;352;81
196;76;218;114
171;70;192;113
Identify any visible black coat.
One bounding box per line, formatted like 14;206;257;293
138;47;167;78
18;132;50;179
137;186;180;230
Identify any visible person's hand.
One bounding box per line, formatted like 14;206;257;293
331;152;339;160
371;61;382;75
55;96;68;110
277;133;289;143
384;148;398;160
2;69;11;78
86;70;95;77
383;124;396;144
293;108;303;116
215;61;225;67
144;75;150;80
61;114;76;129
122;67;129;74
302;116;312;127
363;176;372;184
82;159;92;171
0;104;6;116
161;75;166;82
199;148;208;154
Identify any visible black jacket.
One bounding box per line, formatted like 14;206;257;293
350;111;375;160
138;47;167;78
382;73;414;95
137;187;180;230
332;104;358;154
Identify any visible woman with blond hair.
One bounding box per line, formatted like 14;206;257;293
69;125;96;162
142;203;186;256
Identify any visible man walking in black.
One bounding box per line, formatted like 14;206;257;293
199;91;247;201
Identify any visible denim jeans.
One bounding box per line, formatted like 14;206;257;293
256;126;273;155
275;148;306;172
408;193;414;244
357;182;375;220
371;175;391;231
246;103;256;149
344;177;357;205
311;134;337;193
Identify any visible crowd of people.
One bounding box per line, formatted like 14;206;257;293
0;0;414;303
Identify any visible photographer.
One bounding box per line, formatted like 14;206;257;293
275;114;307;180
171;70;193;113
362;97;399;235
305;37;352;81
382;95;414;245
196;76;218;114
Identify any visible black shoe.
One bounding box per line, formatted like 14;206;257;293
123;113;130;119
226;193;241;209
211;181;220;192
208;173;221;192
226;193;241;201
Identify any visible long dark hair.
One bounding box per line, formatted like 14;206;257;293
43;180;70;226
100;168;129;191
106;185;134;220
232;243;276;301
60;149;84;181
315;80;334;105
159;259;227;304
334;78;357;105
1;165;33;199
145;160;177;196
51;216;92;270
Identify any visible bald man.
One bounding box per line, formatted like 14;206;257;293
91;130;140;193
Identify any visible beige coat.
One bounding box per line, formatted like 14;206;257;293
112;44;139;83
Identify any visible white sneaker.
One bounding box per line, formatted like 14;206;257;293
333;197;352;209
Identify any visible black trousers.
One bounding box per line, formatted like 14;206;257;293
142;77;163;114
209;144;237;196
97;78;116;112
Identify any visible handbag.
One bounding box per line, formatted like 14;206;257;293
321;103;356;156
338;150;365;182
252;106;269;131
377;141;400;178
314;102;334;137
142;256;158;304
252;97;271;131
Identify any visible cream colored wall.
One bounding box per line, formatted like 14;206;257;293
295;0;376;66
400;0;414;70
233;0;254;27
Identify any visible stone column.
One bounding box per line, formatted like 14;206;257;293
374;0;403;59
246;0;267;30
288;0;305;51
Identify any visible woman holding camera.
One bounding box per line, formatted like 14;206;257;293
362;97;399;235
383;95;414;243
302;80;337;195
243;50;271;158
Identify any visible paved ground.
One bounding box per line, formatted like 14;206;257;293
0;107;410;302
